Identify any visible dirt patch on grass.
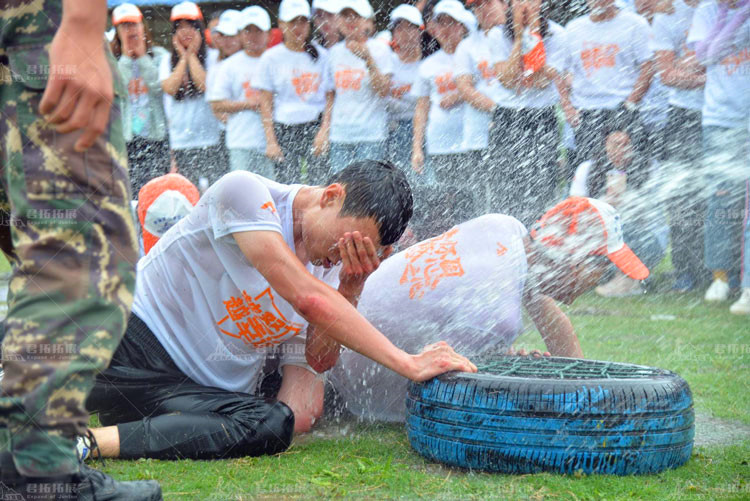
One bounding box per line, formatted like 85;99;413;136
694;411;750;447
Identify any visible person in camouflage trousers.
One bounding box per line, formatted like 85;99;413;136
0;1;161;498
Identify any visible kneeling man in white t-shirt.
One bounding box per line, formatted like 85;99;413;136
329;196;650;422
82;160;476;461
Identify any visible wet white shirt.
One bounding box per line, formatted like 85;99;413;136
330;215;528;422
159;55;221;149
387;56;421;122
412;49;465;155
687;1;750;128
454;27;509;151
133;172;340;393
565;10;653;110
255;44;328;125
206;51;266;151
325;39;395;143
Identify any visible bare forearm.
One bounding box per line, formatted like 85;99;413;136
626;60;654;104
457;76;496;113
260;91;278;145
495;37;523;89
161;58;187;96
211;100;256;114
366;57;391;97
525;295;583;358
412;99;428;152
186;54;206;92
62;0;107;34
659;67;706;89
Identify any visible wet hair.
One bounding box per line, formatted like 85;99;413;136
170;19;208;101
504;0;552;40
326;160;413;246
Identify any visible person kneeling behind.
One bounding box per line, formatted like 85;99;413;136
327;196;650;422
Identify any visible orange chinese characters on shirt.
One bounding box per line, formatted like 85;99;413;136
477;60;494;81
217;288;303;348
399;228;465;300
128;77;148;96
435;73;457;94
242;81;260;100
334;68;366;91
292;71;321;99
721;48;750;76
580;42;620;76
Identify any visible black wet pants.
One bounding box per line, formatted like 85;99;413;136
85;315;294;460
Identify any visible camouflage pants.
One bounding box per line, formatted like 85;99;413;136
0;6;137;477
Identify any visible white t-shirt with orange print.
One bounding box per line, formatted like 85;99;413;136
329;214;528;422
564;10;653;110
687;1;750;129
132;171;341;394
207;51;265;151
255;44;329;125
412;49;466;155
324;39;396;143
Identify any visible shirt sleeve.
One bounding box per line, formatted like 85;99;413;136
206;60;233;102
158;53;171;82
687;3;712;46
208;171;283;240
254;52;273;92
371;41;395;76
631;16;655;64
410;63;430;98
546;26;569;74
651;14;676;52
453;39;474;77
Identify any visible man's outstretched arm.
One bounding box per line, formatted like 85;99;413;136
523;293;583;358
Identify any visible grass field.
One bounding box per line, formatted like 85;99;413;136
87;286;749;500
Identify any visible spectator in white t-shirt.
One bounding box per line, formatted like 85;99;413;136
316;0;395;174
651;0;708;293
329;196;649;422
257;0;329;185
455;0;505;215
486;0;570;227
411;0;473;239
385;5;424;182
85;161;476;459
208;7;275;180
312;0;343;49
159;2;223;187
563;0;654;171
110;3;170;195
687;0;750;304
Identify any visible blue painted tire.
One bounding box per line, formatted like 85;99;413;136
406;357;694;475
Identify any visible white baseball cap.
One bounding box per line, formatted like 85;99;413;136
144;190;194;237
389;4;423;29
279;0;311;22
530;197;649;280
239;6;271;32
170;1;203;22
214;9;242;36
338;0;374;18
432;0;471;30
112;3;143;25
312;0;341;14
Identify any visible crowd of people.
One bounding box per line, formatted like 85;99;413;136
112;0;748;310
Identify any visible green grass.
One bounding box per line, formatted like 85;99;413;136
94;291;749;500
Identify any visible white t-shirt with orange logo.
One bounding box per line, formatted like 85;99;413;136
412;49;466;155
565;10;653;110
159;55;221;150
324;39;396;143
329;214;528;422
207;51;266;151
687;1;750;129
454;27;510;151
387;56;421;122
255;44;329;125
132;171;341;393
